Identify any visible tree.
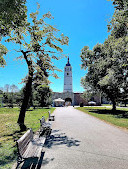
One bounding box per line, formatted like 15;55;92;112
4;84;10;93
80;0;128;111
3;92;8;105
110;0;128;10
80;41;127;110
0;89;3;107
32;54;49;93
32;51;52;108
2;84;19;107
107;0;128;107
6;7;69;130
15;87;24;107
0;44;7;67
32;85;52;108
0;0;27;67
10;84;18;93
108;0;128;39
81;78;96;101
0;0;27;37
9;84;19;107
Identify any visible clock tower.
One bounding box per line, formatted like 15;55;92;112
52;57;101;106
63;57;73;92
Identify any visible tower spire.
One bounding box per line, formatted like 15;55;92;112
68;56;69;64
66;56;71;66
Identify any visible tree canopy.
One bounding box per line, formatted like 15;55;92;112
0;0;27;67
80;0;128;110
0;0;27;37
0;44;7;67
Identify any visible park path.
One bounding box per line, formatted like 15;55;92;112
41;106;128;169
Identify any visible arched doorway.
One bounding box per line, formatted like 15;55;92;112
65;98;72;106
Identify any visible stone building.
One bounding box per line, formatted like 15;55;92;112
52;57;101;106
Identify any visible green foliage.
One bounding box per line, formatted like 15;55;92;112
0;0;27;67
1;84;20;107
0;0;27;37
108;0;128;38
32;85;52;108
112;0;128;10
2;84;52;109
5;5;69;88
0;44;7;67
82;90;97;102
0;90;3;107
80;0;128;110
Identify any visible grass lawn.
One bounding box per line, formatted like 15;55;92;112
76;106;128;130
0;107;55;169
101;104;112;106
101;104;128;107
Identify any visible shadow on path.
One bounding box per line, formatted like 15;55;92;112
16;152;45;169
44;130;81;149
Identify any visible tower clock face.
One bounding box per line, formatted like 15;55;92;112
67;73;69;75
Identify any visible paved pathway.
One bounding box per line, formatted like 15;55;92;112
41;107;128;169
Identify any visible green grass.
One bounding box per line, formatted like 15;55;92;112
101;104;112;106
0;107;55;169
102;104;128;107
76;107;128;130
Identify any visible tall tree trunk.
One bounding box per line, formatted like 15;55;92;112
112;99;116;112
17;51;33;131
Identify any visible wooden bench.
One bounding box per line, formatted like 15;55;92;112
39;116;52;137
48;111;55;121
16;128;45;164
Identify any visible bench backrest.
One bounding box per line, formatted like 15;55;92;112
40;116;45;125
16;129;33;157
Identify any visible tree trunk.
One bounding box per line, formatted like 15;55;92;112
112;99;116;112
124;101;127;107
17;52;33;131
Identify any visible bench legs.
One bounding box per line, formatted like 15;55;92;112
17;154;24;168
49;116;55;121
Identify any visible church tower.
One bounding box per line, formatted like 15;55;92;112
63;57;73;92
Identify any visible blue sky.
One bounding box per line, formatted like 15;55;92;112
0;0;114;92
